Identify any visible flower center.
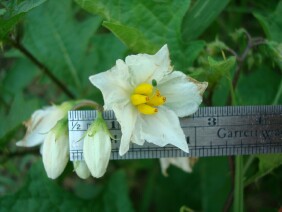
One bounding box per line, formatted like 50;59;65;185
130;83;166;115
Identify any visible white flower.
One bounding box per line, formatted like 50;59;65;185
90;45;207;156
42;119;69;179
83;112;112;178
160;157;193;177
17;102;74;179
73;161;91;179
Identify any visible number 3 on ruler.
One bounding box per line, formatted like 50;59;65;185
208;117;217;126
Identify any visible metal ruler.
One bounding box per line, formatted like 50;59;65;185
68;105;282;161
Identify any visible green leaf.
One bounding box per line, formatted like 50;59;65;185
254;1;282;42
2;58;37;96
154;161;202;211
190;56;236;87
22;0;102;95
102;21;157;54
0;161;134;212
0;0;47;40
208;56;236;82
80;33;128;102
236;66;282;105
0;14;23;39
245;154;282;186
102;171;134;212
200;157;231;212
10;0;47;16
0;93;39;146
182;0;230;41
75;0;204;70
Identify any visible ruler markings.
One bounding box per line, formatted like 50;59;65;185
68;106;282;160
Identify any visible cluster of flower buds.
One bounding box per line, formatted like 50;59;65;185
17;101;112;179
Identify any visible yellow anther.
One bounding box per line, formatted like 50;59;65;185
148;95;166;106
131;94;149;105
137;104;158;115
134;83;153;95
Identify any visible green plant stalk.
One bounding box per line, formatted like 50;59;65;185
234;156;244;212
243;155;255;176
272;79;282;105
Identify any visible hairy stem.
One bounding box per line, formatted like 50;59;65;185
227;31;265;105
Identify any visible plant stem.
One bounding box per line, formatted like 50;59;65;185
8;39;75;99
272;79;282;105
0;148;39;164
243;155;255;176
71;100;103;111
234;156;244;212
226;31;265;105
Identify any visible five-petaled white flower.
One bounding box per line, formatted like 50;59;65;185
90;45;207;156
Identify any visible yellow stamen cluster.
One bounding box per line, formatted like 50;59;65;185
130;83;166;115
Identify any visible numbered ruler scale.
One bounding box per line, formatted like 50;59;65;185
68;105;282;161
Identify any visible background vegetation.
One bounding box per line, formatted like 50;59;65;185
0;0;281;211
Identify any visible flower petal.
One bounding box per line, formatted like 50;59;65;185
139;107;188;153
131;115;145;146
89;59;132;110
83;131;111;178
160;157;192;177
113;103;138;155
125;44;172;86
16;106;65;147
159;71;207;117
73;161;90;179
42;132;69;179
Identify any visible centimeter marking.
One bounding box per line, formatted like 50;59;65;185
68;105;282;161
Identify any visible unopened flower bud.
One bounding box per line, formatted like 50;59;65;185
42;118;69;179
83;111;112;178
73;161;91;179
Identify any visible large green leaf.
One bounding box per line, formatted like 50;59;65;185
254;1;282;42
0;0;47;40
0;161;134;212
75;0;204;70
22;0;102;95
182;0;230;41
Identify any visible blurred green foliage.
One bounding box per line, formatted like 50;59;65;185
0;0;281;211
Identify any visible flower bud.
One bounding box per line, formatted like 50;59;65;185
73;161;91;179
83;111;112;178
42;118;69;179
